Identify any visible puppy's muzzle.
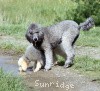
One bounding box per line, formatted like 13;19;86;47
33;38;38;42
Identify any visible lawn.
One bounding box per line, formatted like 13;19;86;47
73;56;100;82
0;0;77;25
76;27;100;47
0;69;26;91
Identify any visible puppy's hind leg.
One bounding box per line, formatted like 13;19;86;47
34;61;42;72
61;32;76;68
64;45;75;68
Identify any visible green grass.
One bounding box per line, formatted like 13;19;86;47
73;56;100;82
58;56;100;82
0;40;27;54
76;27;100;47
0;24;26;38
0;69;26;91
73;56;100;72
0;25;28;54
0;0;77;25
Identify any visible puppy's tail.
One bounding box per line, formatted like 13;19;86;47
79;17;95;31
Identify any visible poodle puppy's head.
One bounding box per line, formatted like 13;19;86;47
25;23;44;48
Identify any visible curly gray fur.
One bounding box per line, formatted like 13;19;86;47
26;17;94;70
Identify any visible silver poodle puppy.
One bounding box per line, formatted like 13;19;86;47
25;17;94;71
18;44;45;72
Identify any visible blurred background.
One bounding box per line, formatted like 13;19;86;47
0;0;99;26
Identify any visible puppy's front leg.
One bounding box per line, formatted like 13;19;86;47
44;48;53;71
34;61;42;72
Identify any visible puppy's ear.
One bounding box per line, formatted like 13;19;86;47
39;31;44;39
25;30;33;43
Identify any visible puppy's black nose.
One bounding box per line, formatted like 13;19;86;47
34;38;38;41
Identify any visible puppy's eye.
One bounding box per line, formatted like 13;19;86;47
35;32;39;33
29;32;33;34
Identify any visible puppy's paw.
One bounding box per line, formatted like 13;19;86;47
64;64;70;68
64;62;73;68
34;69;39;72
44;69;49;72
44;65;51;71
